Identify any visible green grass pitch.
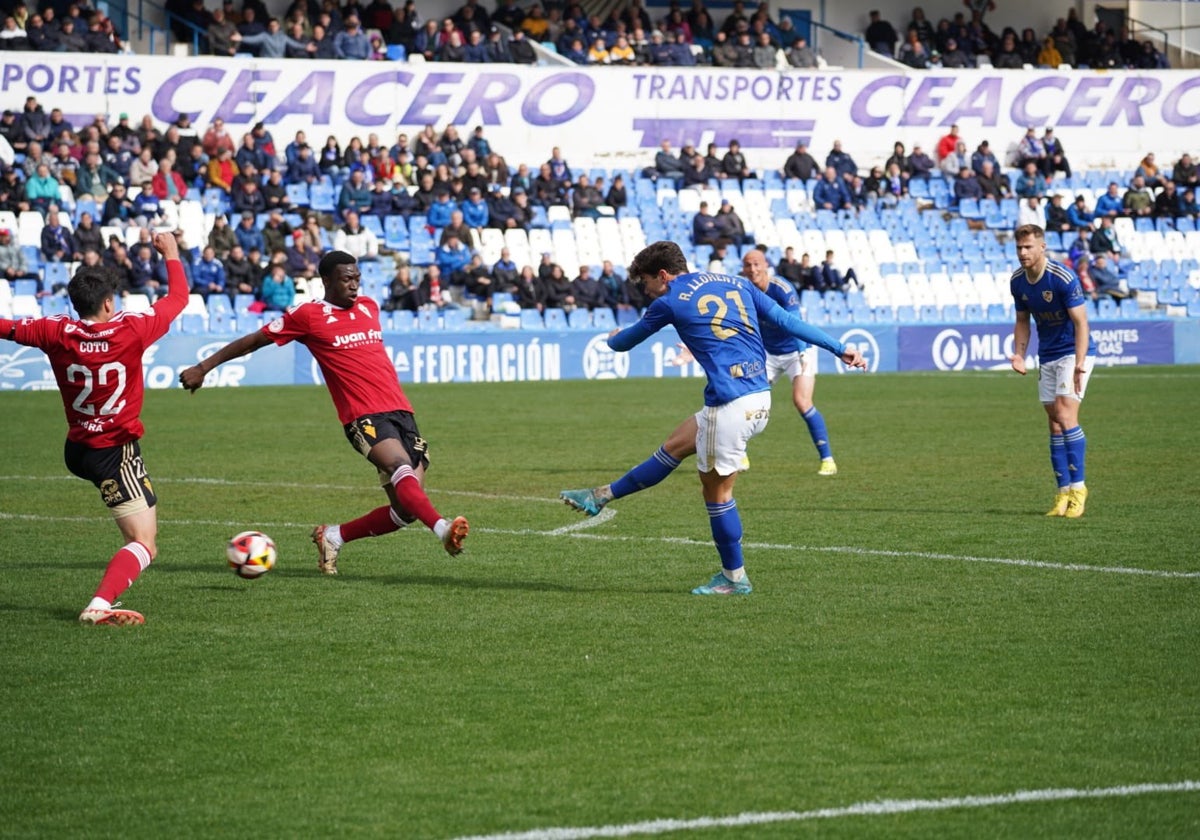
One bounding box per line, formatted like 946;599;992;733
2;367;1199;838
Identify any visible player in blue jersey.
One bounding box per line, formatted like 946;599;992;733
1009;224;1098;518
739;247;840;474
560;241;865;595
650;247;841;472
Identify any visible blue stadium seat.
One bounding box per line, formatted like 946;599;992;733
384;216;409;250
40;295;70;317
388;311;416;332
1097;297;1118;319
566;308;592;329
543;308;567;329
208;311;239;333
386;44;406;60
873;306;895;323
43;262;71;288
616;307;640;326
286;183;310;208
14;278;40;296
941;304;962;322
963;303;984;322
441;307;467;330
520;309;544;329
591;308;617;330
310;185;335;213
361;214;384;237
986;303;1008;321
179;313;207;334
1119;298;1141;319
417;308;439;330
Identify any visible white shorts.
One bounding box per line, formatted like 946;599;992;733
1038;354;1096;403
695;391;772;476
766;346;818;384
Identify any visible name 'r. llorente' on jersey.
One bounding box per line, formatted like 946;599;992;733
676;272;742;301
331;330;383;348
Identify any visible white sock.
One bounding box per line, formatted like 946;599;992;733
725;567;746;582
1069;482;1086;490
325;525;345;549
87;597;111;611
596;485;614;503
433;518;449;540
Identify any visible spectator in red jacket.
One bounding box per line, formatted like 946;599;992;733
151;158;188;202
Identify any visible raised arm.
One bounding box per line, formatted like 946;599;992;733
178;330;273;392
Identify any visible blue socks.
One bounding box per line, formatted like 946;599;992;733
1049;432;1068;490
802;406;832;460
1063;425;1086;487
706;499;744;573
611;446;681;499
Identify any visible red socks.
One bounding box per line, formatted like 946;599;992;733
93;541;152;604
390;465;442;530
340;505;402;543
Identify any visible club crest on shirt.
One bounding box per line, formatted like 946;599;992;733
1043;290;1054;302
268;317;284;332
358;302;371;317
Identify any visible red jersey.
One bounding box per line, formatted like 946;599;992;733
264;295;412;425
1;261;188;447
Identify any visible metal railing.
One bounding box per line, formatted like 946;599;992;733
131;0;207;55
809;20;865;69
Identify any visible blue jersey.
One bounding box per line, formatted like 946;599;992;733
1009;259;1097;364
760;276;808;355
609;271;845;406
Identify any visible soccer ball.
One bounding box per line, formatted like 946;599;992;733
226;530;277;579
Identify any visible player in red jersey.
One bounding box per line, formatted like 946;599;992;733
178;251;468;573
1;232;188;625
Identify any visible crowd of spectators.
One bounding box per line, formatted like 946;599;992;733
866;5;1168;70
0;96;655;314
0;0;1174;76
2;0;826;68
3;89;1197;317
0;0;126;53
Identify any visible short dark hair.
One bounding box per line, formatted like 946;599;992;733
318;250;357;279
628;240;687;282
68;265;122;318
1014;224;1046;241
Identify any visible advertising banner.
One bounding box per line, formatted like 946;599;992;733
0;321;1180;393
4;56;1200;169
899;320;1176;371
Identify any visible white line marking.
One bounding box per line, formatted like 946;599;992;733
0;475;557;504
2;477;1196;579
480;527;1200;579
545;507;617;535
449;780;1200;840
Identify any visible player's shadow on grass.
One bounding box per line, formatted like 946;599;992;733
340;571;680;595
0;603;102;623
